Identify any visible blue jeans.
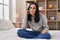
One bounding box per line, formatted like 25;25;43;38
17;29;51;39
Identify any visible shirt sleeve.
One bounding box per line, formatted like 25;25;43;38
42;14;49;31
21;16;27;29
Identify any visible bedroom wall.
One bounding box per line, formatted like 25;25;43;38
16;0;26;22
9;0;16;22
9;0;26;22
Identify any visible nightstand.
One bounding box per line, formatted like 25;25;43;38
13;22;22;28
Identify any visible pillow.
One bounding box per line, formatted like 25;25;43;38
0;19;15;31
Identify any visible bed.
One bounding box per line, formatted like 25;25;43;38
0;19;60;40
0;28;60;40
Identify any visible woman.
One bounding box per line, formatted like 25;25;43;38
17;2;51;39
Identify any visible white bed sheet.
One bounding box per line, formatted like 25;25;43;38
0;28;60;40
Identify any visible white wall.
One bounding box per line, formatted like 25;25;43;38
9;0;16;22
12;0;16;22
9;0;26;22
16;0;26;22
9;0;12;21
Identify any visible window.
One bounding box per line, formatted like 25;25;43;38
0;4;3;19
0;0;9;20
0;0;3;3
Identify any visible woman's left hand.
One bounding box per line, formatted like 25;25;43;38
41;30;48;34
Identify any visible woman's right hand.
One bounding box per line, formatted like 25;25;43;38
25;10;28;16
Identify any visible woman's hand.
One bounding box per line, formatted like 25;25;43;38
41;30;48;34
25;10;28;16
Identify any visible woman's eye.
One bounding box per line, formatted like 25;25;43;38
33;7;35;9
30;7;35;9
30;7;32;9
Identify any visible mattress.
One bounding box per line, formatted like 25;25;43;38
0;28;60;40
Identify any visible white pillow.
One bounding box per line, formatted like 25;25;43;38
0;19;15;31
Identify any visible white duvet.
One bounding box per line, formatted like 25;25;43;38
0;28;24;40
0;19;60;40
0;28;60;40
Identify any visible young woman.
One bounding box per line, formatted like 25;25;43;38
17;2;51;39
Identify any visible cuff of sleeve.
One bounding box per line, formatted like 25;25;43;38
44;28;49;31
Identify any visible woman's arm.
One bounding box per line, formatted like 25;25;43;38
21;16;28;29
41;14;49;34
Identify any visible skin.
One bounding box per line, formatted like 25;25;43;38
27;4;48;34
29;4;36;17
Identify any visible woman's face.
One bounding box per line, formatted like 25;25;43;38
29;4;36;16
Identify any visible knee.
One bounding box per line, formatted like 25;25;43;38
17;29;25;37
17;29;25;33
